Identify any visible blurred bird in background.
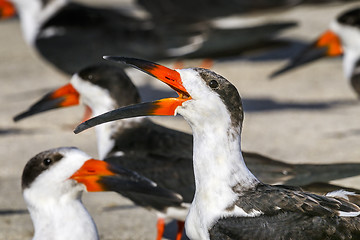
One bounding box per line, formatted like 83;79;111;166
270;7;360;98
7;0;300;75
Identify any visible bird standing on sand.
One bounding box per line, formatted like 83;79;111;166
75;57;360;240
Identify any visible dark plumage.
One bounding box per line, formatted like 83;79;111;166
351;59;360;98
14;0;296;75
210;184;360;240
337;8;360;27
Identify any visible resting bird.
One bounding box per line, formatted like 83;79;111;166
75;57;360;240
9;0;296;75
22;146;182;240
270;7;360;98
139;0;360;24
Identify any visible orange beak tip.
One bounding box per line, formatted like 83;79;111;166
0;0;16;19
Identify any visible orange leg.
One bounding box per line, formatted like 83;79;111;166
81;105;93;123
156;218;165;240
176;221;185;240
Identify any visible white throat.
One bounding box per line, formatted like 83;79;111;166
12;0;68;45
175;69;259;240
25;190;98;240
94;118;146;159
71;74;146;159
330;20;360;80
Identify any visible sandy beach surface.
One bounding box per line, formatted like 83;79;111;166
1;1;360;239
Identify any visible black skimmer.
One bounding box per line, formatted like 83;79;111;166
270;7;360;98
15;64;360;239
14;63;360;187
75;57;360;239
22;146;182;240
9;0;296;75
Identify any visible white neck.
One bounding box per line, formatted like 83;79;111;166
330;20;360;80
95;121;116;160
179;103;258;240
92;108;146;160
12;0;68;45
72;74;146;159
24;189;98;240
343;49;360;80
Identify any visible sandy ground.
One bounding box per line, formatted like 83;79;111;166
1;1;360;239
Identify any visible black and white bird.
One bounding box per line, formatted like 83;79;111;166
22;146;182;240
15;64;360;239
9;0;296;75
270;7;360;98
75;57;360;239
16;65;190;240
15;64;360;188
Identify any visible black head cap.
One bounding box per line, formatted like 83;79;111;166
22;149;65;190
194;68;244;132
337;8;360;28
78;64;141;107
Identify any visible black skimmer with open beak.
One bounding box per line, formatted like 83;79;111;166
14;63;360;188
15;64;360;239
22;147;182;240
75;58;360;239
9;0;296;75
270;7;360;98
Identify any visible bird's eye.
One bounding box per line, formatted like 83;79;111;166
209;80;219;89
43;158;52;166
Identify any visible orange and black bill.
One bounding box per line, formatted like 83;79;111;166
0;0;15;19
71;159;183;204
74;57;191;134
14;83;80;122
270;30;343;78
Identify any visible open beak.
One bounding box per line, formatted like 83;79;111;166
71;159;183;203
0;0;16;19
270;30;343;78
74;57;191;134
14;83;80;122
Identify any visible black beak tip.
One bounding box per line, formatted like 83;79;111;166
73;122;88;134
268;69;285;79
13;115;22;122
103;56;155;68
